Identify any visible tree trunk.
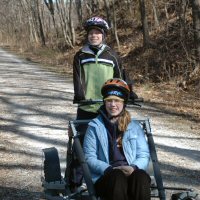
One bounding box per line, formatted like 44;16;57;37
69;0;75;45
152;0;160;29
55;0;73;48
190;0;200;81
103;0;111;27
192;0;200;62
36;0;46;46
139;0;150;47
43;0;59;38
20;0;40;44
111;0;120;50
75;0;83;24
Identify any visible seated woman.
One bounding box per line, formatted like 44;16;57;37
83;78;151;200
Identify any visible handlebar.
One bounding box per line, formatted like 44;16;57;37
73;98;144;107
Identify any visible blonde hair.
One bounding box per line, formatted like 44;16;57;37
118;109;131;133
116;109;131;147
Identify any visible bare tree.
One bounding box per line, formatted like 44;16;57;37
43;0;59;38
35;0;46;46
20;0;46;46
152;0;160;29
190;0;200;81
69;0;75;45
55;0;74;48
75;0;83;24
85;0;99;14
111;0;120;50
139;0;150;47
103;0;111;27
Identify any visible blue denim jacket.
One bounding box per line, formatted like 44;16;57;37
83;115;150;183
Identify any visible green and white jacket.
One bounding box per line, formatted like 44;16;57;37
73;44;128;113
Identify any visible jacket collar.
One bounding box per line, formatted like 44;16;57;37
81;44;109;55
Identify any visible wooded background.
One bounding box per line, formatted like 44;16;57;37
0;0;199;93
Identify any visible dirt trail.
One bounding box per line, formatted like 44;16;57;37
0;48;199;200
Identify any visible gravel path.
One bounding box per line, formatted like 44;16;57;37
0;48;199;200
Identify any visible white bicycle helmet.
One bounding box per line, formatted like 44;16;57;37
84;17;110;33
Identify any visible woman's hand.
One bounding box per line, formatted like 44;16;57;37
113;166;134;176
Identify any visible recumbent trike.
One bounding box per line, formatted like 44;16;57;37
41;99;199;200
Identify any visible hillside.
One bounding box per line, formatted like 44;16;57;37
1;1;200;123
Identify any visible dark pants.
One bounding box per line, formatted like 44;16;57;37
68;108;98;190
95;169;151;200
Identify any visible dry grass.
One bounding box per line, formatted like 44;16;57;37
135;82;200;123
